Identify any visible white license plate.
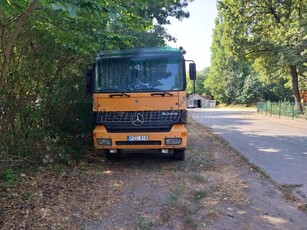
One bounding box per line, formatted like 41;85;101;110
127;136;149;141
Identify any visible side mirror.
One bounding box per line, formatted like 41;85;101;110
189;63;196;80
86;65;95;94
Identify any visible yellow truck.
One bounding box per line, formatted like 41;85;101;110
86;47;196;160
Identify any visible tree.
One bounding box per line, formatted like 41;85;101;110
0;0;193;91
187;67;210;95
0;0;194;168
206;15;261;105
0;0;38;91
219;0;306;111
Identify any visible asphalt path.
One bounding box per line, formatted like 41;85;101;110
189;108;307;202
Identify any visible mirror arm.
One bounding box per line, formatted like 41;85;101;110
85;63;95;94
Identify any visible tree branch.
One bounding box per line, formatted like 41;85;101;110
0;0;38;91
287;0;292;19
264;1;284;25
0;9;5;26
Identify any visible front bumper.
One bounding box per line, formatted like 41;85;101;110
93;124;187;150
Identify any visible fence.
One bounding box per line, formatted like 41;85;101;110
257;101;307;120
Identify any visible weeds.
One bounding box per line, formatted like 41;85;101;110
137;216;153;230
278;184;303;201
160;209;171;223
192;189;209;201
168;181;186;204
299;203;307;212
178;202;198;216
22;191;33;200
190;174;205;183
53;163;67;175
184;217;197;230
2;168;17;185
93;171;102;176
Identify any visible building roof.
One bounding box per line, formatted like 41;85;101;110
186;93;208;100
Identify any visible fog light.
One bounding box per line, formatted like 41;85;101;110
165;138;182;145
97;138;112;146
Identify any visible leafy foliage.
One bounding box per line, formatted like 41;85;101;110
187;67;210;96
0;0;193;172
218;0;306;108
206;15;263;105
206;1;305;106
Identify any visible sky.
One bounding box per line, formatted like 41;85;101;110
165;0;218;71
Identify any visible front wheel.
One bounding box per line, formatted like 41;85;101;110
173;149;185;161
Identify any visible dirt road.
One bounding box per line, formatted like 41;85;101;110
1;119;306;229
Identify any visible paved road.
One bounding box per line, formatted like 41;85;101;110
189;108;307;202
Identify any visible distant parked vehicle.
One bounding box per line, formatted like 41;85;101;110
187;104;196;109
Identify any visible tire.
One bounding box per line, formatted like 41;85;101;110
173;149;185;161
96;150;106;157
105;150;120;160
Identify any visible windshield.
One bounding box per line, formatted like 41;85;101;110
95;58;183;92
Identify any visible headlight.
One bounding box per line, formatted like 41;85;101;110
165;138;182;145
97;138;112;146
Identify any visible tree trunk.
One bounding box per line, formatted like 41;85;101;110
0;0;38;91
290;65;303;113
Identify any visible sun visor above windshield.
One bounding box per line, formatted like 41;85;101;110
96;47;183;61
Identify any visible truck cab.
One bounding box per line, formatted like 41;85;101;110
86;47;196;160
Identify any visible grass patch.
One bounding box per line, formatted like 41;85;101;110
190;174;205;183
184;150;215;173
184;217;197;230
53;163;67;175
22;191;33;200
299;203;307;212
168;181;186;204
178;202;198;216
278;184;303;201
1;168;17;185
93;171;102;176
137;216;153;230
160;209;171;223
191;189;209;201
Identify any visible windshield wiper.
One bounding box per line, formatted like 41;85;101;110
141;88;173;96
150;92;173;97
102;88;130;97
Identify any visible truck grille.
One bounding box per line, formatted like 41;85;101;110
94;110;187;133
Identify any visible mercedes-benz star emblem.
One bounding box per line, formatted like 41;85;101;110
131;113;144;126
